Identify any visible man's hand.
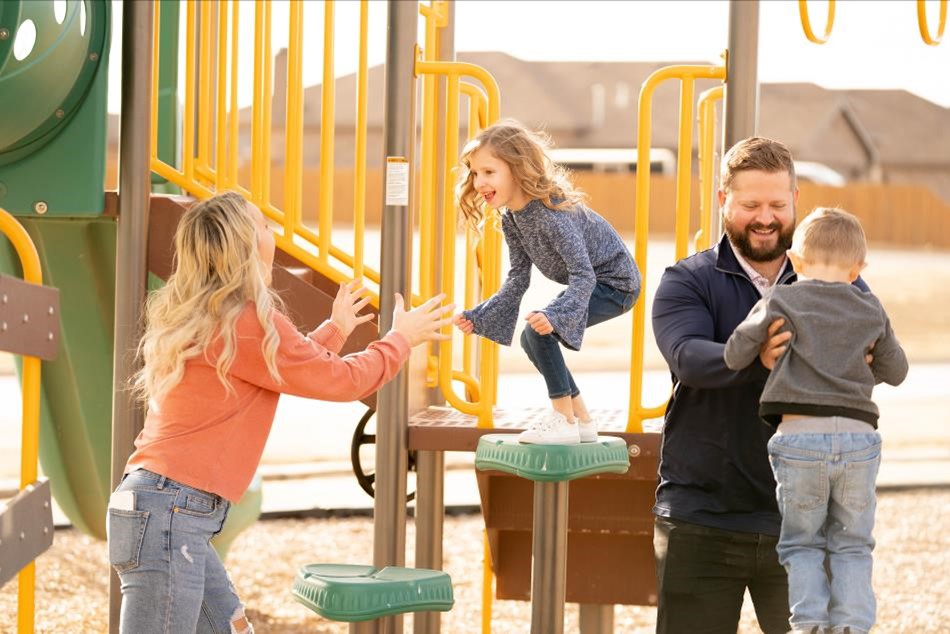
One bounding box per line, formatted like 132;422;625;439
759;317;791;370
453;313;474;335
525;311;554;335
330;280;374;339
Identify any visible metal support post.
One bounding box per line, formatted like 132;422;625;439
579;604;614;633
530;481;569;634
374;1;418;633
109;1;155;632
719;0;760;238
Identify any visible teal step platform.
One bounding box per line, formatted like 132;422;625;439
475;434;630;482
292;564;454;622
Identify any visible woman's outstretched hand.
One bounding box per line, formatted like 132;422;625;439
392;293;455;347
331;280;375;339
453;313;474;335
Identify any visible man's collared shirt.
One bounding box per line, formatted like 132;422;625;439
729;242;788;297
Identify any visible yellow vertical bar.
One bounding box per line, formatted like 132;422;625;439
353;0;369;281
183;0;196;181
481;530;494;634
251;0;264;198
318;0;336;258
438;72;462;409
284;0;303;236
0;210;42;634
674;77;695;261
215;0;229;190
261;0;273;202
150;1;160;167
228;0;240;188
418;18;437;299
697;86;723;253
197;0;213;175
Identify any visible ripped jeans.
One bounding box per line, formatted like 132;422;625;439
108;469;253;633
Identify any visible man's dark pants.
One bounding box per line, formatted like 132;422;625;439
654;516;791;633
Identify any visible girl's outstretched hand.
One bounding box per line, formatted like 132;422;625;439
391;293;455;347
453;313;474;335
331;280;375;339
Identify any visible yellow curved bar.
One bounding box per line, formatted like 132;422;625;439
799;0;836;44
0;209;43;634
696;85;724;253
261;1;273;201
150;1;160;168
918;0;947;45
251;0;264;198
628;65;726;433
197;1;213;170
673;78;695;260
284;0;304;238
482;530;494;634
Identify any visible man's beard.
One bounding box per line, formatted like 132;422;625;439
724;217;794;263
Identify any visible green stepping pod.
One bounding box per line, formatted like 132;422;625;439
475;434;630;482
292;564;454;622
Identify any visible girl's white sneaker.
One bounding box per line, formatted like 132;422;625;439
517;411;580;445
578;420;598;442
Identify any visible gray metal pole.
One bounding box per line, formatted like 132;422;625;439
109;1;154;632
579;604;614;633
414;4;453;633
531;481;569;634
374;2;417;633
719;0;760;238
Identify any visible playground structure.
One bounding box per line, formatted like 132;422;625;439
0;0;946;632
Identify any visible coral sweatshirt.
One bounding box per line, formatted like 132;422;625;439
125;303;409;502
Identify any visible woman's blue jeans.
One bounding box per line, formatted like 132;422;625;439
107;468;250;633
768;425;882;634
519;282;636;399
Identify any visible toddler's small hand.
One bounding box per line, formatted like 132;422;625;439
453;313;474;335
525;311;553;336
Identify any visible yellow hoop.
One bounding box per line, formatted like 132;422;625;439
918;0;947;45
799;0;836;44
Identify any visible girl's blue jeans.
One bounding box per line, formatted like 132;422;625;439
519;282;636;399
107;468;251;633
768;424;881;634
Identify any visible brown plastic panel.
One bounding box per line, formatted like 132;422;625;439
0;274;60;360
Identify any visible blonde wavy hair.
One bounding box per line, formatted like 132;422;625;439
135;191;283;402
456;119;586;230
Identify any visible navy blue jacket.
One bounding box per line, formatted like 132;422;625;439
651;234;868;535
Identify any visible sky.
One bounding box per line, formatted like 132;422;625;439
106;0;950;112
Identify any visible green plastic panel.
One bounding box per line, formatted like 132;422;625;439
475;434;630;482
0;0;110;216
0;216;117;538
292;564;454;622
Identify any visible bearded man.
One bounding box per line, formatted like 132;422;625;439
650;137;871;634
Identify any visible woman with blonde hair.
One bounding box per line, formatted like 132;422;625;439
107;191;452;633
453;120;640;444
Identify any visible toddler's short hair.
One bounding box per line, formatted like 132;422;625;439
792;207;867;268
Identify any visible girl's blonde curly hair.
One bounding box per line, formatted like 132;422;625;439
456;119;586;231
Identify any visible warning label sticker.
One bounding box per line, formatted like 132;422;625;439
385;157;410;206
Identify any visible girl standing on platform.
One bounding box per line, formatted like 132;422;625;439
453;120;640;444
107;191;452;633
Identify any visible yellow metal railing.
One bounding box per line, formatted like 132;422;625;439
416;50;502;428
149;0;384;305
628;64;726;433
799;0;836;44
695;85;724;253
0;208;44;633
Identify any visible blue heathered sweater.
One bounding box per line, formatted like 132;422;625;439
463;199;640;351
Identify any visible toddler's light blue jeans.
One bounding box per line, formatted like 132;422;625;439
768;419;881;634
107;468;251;633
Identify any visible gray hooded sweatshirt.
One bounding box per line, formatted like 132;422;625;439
724;280;908;428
